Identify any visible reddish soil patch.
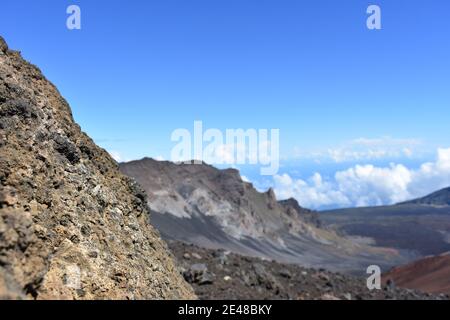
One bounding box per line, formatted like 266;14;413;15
383;252;450;295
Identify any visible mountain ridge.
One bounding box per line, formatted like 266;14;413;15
320;188;450;257
120;157;413;274
399;187;450;206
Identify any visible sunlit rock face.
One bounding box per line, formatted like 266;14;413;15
0;36;195;300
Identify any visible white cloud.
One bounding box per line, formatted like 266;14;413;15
403;147;413;157
327;137;423;163
350;137;421;147
293;136;424;163
274;148;450;209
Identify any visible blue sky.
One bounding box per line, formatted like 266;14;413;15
1;0;450;208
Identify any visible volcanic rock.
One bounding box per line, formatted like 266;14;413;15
0;36;195;300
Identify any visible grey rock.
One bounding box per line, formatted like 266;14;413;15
278;269;292;279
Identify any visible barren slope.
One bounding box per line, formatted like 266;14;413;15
383;252;450;295
120;158;413;275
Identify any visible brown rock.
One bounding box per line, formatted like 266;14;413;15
0;186;17;206
0;36;195;300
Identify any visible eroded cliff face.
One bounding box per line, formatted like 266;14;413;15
120;158;315;240
0;36;195;299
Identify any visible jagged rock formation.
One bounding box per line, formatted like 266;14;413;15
278;198;321;228
0;36;195;299
120;158;412;274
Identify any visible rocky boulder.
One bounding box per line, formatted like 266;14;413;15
0;36;195;300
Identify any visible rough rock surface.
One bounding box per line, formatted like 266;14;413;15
278;198;321;228
0;36;195;299
169;241;448;300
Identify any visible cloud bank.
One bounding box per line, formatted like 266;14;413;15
274;148;450;209
292;136;424;163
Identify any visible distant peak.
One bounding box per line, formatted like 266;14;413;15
399;186;450;206
266;188;276;201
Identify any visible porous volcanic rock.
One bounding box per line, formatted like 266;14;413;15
0;36;195;300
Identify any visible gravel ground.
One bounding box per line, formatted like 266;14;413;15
168;240;449;300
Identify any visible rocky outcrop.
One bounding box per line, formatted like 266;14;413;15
278;198;321;228
0;36;195;299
